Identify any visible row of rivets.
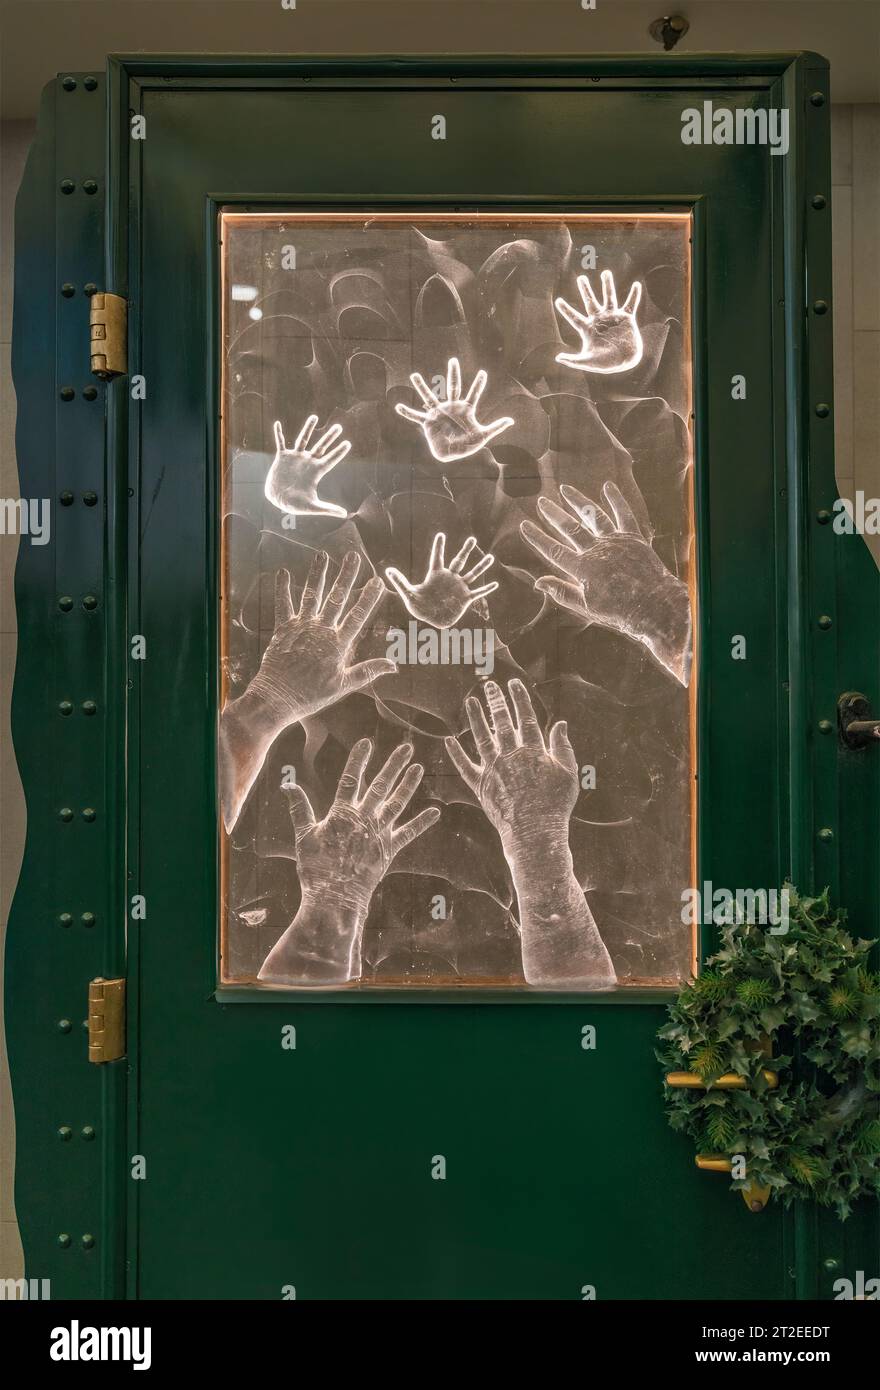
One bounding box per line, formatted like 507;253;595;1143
61;76;98;92
58;912;96;927
61;282;97;298
58;595;98;611
58;700;97;715
57;808;96;822
59;385;98;400
59;179;98;196
57;1126;96;1141
60;491;98;506
56;1234;95;1249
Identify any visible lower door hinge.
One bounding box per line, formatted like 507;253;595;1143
89;292;127;379
87;977;126;1063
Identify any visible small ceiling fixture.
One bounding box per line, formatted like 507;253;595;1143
649;15;690;51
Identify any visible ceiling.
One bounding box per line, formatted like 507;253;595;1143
0;0;878;119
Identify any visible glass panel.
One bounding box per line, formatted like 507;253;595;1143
219;212;695;989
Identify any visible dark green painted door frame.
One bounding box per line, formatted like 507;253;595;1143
7;53;878;1299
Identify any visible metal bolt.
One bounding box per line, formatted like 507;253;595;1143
58;1126;73;1141
58;596;73;612
82;385;98;401
811;195;827;210
818;827;834;843
61;77;77;92
61;282;76;298
59;491;74;506
84;283;97;297
60;179;75;195
57;1234;71;1248
818;719;833;735
823;1256;840;1271
810;92;826;107
81;807;96;822
818;614;833;629
82;179;98;196
815;403;830;418
58;1019;72;1033
812;300;828;315
81;912;95;928
83;491;98;507
816;509;832;525
82;700;97;716
81;1234;95;1250
58;700;73;716
59;386;75;401
58;807;73;822
81;1126;96;1142
82;594;98;611
58;913;73;928
83;76;98;91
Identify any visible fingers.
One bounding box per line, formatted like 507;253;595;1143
555;296;590;333
549;719;578;774
379;762;424;825
465;694;496;763
274;568;294;627
520;519;582;576
576;275;604;316
449;536;477;574
444;736;481;793
622;280;642;316
534;576;590;619
427;531;446;574
285;784;316;841
311;422;343;456
313;439;351;478
559;484;615;537
384;566;416;602
294;414;319;453
337;575;386;646
273;420;287;454
537;495;585;550
462;552;494;583
335;736;373;803
390;806;441;857
395;402;428;425
360;742;413;815
468;581;499;602
599;269;617;311
447;356;462;401
508;678;543;748
320;551;361;626
481;415;514;446
343;657;398;693
601;480;641;536
308;497;348;519
484;680;517;753
463;368;487;407
410;372;439;410
298;550;329;617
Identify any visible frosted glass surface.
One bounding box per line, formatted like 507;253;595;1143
219;213;695;989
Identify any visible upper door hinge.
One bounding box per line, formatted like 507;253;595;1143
87;977;126;1063
89;292;127;379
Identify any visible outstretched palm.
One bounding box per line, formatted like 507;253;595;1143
555;269;643;375
264;416;351;517
385;532;498;628
395;356;514;462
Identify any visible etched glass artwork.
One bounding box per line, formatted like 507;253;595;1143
219;213;695;989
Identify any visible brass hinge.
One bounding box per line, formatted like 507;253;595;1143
89;292;127;379
87;977;126;1063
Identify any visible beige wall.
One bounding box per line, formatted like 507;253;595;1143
1;97;879;1281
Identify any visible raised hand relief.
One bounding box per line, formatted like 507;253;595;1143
385;532;498;628
219;551;397;831
521;479;692;686
258;739;441;984
445;679;616;988
395;357;514;462
555;269;643;375
264;416;351;517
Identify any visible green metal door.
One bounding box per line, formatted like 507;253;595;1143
9;55;879;1301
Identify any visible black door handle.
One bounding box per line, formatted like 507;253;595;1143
838;692;880;748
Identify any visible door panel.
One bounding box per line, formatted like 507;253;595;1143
131;72;787;1298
